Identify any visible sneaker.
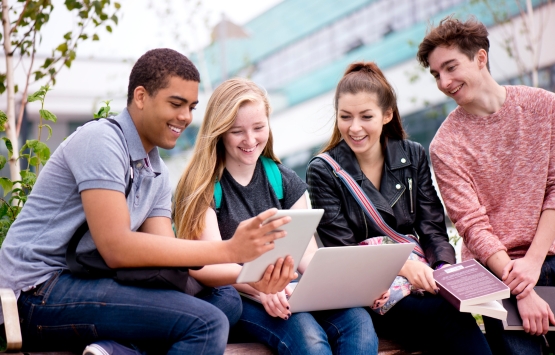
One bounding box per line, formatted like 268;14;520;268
83;340;141;355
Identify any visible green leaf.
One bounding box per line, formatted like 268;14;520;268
92;34;100;41
0;202;9;219
29;156;40;167
14;84;18;94
106;25;112;33
56;42;68;53
27;90;45;103
0;156;6;170
2;138;13;159
0;178;13;197
39;109;57;123
20;170;36;187
41;124;53;140
63;31;72;40
114;2;121;9
0;110;7;131
26;140;50;165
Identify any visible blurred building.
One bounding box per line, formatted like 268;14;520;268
172;0;555;184
1;0;554;189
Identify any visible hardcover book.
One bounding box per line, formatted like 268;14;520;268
433;259;510;320
502;286;555;330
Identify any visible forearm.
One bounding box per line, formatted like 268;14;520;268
189;263;242;287
526;209;555;261
485;250;512;279
98;230;238;268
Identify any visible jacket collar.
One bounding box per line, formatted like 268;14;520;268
328;139;410;219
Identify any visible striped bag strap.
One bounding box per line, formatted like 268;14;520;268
314;153;426;258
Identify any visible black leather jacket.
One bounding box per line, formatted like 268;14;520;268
307;139;455;268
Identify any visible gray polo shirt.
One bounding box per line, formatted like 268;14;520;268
0;109;171;323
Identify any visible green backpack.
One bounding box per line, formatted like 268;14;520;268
214;156;283;209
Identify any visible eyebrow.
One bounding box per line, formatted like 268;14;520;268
230;120;267;128
430;59;456;74
339;109;373;114
169;95;199;105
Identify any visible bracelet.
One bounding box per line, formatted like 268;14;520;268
434;262;447;270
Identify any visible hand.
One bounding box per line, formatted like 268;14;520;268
371;290;390;309
228;208;291;263
399;260;437;294
259;286;294;319
248;256;298;294
516;289;555;335
502;257;542;299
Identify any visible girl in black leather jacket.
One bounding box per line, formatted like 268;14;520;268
306;62;492;355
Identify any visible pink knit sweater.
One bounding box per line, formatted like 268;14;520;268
430;86;555;264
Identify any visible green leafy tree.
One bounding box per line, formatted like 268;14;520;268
1;0;121;185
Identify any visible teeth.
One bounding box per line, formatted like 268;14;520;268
351;136;366;141
450;85;462;94
240;147;255;152
168;124;182;133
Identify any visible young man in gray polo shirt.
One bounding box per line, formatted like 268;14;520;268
0;48;295;355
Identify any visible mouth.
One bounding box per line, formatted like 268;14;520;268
239;145;257;153
168;124;184;134
350;135;367;142
449;84;463;95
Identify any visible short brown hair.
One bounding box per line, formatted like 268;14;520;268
321;61;407;153
417;15;490;71
127;48;200;105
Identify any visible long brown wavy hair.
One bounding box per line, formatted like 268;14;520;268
321;61;407;153
173;78;280;240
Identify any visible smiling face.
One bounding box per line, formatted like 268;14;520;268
222;100;269;170
428;45;487;109
337;92;392;159
133;76;199;153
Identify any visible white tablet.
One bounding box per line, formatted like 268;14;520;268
236;209;324;284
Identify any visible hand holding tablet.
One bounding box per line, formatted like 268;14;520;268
236;209;324;284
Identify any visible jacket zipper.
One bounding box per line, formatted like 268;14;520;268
408;178;414;213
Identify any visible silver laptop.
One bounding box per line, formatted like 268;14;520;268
242;243;414;313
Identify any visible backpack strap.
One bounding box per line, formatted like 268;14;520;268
66;118;133;276
260;156;283;200
312;153;425;259
214;156;282;209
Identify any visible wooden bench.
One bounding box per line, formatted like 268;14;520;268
1;288;418;355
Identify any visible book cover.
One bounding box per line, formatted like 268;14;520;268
502;286;555;330
433;259;510;319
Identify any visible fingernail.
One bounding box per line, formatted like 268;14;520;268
435;289;440;294
287;306;290;310
288;313;292;317
284;316;289;320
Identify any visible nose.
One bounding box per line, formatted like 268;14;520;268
178;108;192;125
439;74;451;92
349;117;362;132
244;131;256;145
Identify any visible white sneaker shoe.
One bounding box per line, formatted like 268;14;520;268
83;340;140;355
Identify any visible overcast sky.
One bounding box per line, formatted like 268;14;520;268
37;0;283;60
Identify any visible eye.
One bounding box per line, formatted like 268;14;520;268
230;131;242;135
447;65;456;72
339;115;351;119
170;102;181;108
254;125;265;131
190;106;197;111
362;115;373;120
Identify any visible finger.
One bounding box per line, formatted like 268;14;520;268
510;281;527;296
261;297;278;317
516;284;534;300
549;307;555;326
542;312;550;335
276;291;291;315
502;260;514;281
522;316;531;333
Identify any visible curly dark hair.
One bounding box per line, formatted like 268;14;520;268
417;15;490;71
127;48;200;105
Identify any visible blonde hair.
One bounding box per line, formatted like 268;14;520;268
174;77;280;240
321;61;407;153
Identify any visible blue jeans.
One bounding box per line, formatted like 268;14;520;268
229;297;378;355
17;270;242;354
483;256;555;355
369;293;492;355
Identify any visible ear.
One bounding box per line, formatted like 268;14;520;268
383;108;393;125
476;49;488;70
133;86;147;110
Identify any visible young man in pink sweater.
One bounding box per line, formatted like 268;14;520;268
417;16;555;355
